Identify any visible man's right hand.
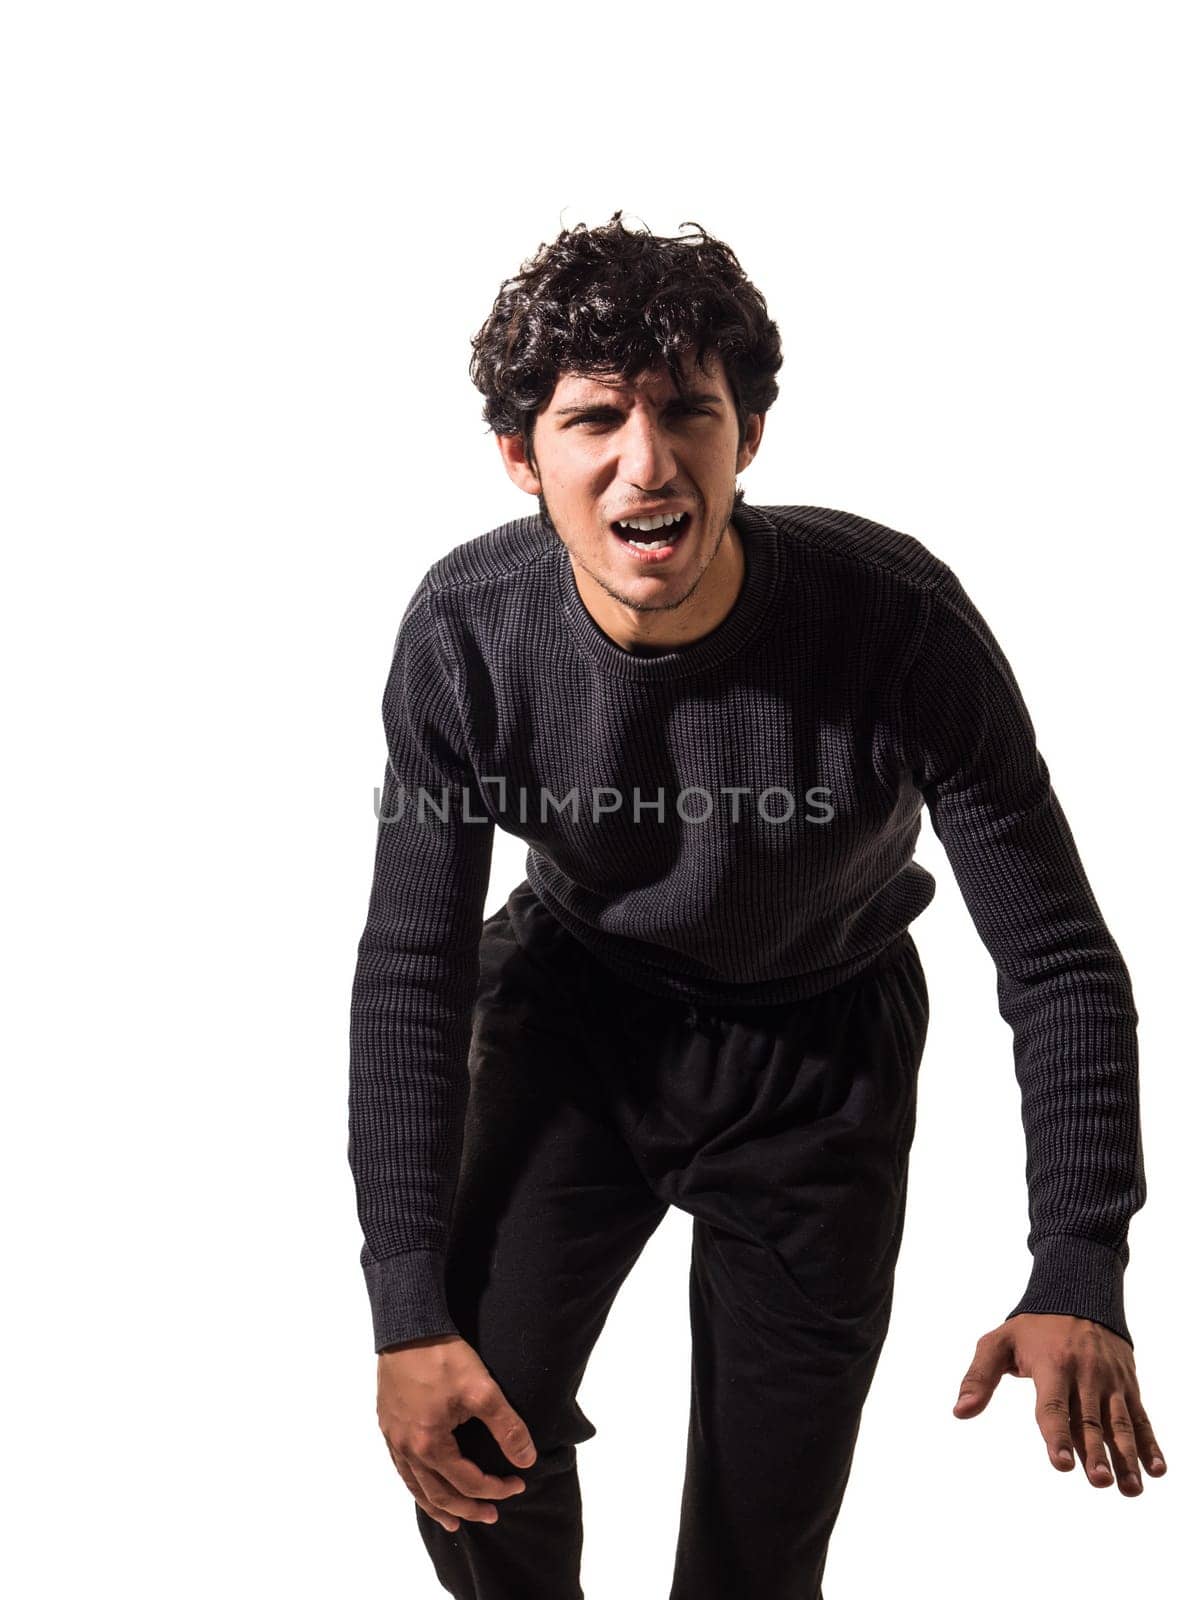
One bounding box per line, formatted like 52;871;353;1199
376;1333;538;1533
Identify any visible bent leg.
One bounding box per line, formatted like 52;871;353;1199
419;903;669;1600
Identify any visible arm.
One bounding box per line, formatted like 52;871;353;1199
899;565;1147;1349
348;579;495;1352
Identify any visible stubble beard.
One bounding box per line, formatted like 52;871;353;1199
538;482;738;616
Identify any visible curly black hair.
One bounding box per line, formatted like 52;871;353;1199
468;211;783;479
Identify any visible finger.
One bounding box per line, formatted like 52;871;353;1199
425;1438;529;1503
1127;1392;1167;1477
395;1456;462;1534
384;1440;461;1534
1103;1390;1143;1495
475;1391;539;1467
1070;1381;1114;1488
1031;1371;1075;1471
953;1332;1013;1417
409;1456;501;1527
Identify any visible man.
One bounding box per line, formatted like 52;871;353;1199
348;212;1166;1599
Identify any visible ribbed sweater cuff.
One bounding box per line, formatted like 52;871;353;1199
1005;1234;1133;1350
360;1245;460;1353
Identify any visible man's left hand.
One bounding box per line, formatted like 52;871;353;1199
952;1313;1167;1494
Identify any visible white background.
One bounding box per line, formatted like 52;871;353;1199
4;3;1194;1595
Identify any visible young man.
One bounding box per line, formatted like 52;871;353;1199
348;213;1165;1599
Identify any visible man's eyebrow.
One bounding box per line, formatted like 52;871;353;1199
552;391;725;417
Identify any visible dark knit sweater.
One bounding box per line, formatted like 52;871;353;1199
348;502;1147;1352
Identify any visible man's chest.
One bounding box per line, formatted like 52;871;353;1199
458;661;913;865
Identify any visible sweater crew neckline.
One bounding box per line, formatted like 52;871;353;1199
555;501;782;679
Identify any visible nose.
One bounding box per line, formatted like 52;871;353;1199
617;409;677;492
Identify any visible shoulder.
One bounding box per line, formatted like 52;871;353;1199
420;512;560;596
755;503;952;596
393;512;561;665
393;512;559;648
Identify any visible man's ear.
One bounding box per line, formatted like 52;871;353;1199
737;412;765;474
496;431;541;497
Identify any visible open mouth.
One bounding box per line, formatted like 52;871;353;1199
609;511;692;562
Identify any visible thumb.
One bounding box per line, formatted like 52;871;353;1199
477;1386;538;1468
953;1332;1012;1418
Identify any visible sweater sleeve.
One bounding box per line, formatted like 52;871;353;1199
348;580;495;1352
899;566;1147;1348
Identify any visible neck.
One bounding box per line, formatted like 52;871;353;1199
574;520;746;654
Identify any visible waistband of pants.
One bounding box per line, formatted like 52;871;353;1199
503;879;918;1024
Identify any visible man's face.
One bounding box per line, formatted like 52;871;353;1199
498;349;763;617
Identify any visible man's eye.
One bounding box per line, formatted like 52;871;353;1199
569;407;710;428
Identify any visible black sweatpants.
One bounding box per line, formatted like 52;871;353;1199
418;879;930;1600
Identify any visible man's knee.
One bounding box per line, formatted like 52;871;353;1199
450;1411;589;1482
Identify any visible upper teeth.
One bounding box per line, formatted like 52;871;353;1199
617;512;686;532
